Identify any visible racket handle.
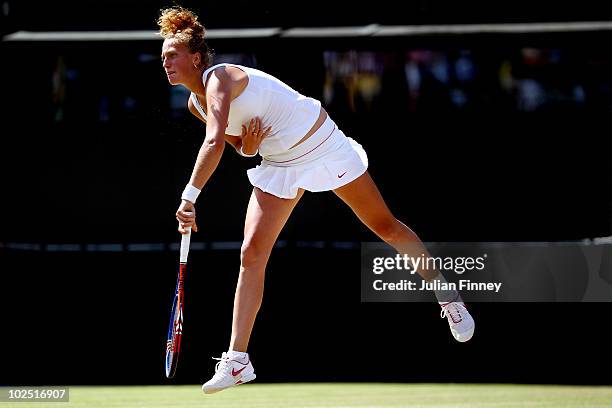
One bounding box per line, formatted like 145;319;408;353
180;226;191;263
179;211;193;263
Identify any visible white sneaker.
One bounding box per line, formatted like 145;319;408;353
440;299;475;342
202;352;256;394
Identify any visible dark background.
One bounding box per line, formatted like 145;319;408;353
1;0;611;386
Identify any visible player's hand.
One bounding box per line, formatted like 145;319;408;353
241;117;271;155
176;200;198;234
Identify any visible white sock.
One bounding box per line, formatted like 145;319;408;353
227;350;249;362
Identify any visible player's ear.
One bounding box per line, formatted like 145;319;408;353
193;52;201;69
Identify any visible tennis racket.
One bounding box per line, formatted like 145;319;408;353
165;225;191;378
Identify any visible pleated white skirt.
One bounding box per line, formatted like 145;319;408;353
247;116;368;199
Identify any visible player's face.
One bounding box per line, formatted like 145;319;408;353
161;39;197;85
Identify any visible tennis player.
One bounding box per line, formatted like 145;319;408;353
158;6;475;394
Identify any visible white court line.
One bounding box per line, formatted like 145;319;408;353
374;21;612;36
0;238;609;252
283;24;380;37
45;244;82;252
5;22;612;42
127;243;166;252
2;28;281;41
210;241;242;250
86;244;123;252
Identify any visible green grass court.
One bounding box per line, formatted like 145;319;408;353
6;383;612;408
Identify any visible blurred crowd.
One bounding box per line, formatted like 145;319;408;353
322;48;612;115
47;47;612;123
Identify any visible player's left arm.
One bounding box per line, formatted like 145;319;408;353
225;134;242;151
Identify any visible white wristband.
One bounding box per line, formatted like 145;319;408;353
181;184;201;204
239;145;258;157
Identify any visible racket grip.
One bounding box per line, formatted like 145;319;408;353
180;226;191;263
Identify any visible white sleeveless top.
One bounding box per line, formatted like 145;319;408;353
190;63;322;157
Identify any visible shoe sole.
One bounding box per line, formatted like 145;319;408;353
202;373;256;394
454;323;475;343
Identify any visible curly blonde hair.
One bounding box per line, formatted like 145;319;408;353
157;6;212;68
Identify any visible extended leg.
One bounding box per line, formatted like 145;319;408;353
334;172;475;342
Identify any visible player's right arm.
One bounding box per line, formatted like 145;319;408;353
176;70;232;234
187;96;242;151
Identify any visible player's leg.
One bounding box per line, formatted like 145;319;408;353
333;171;475;342
231;187;304;352
203;187;304;394
333;171;437;279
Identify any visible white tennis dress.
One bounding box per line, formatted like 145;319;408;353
190;63;368;199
